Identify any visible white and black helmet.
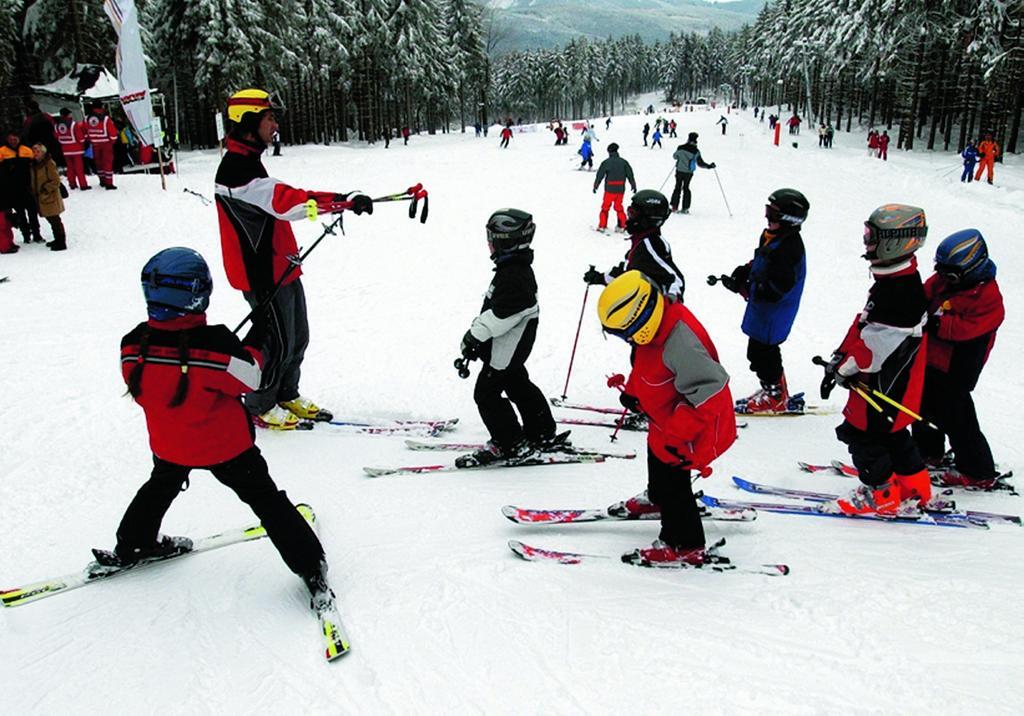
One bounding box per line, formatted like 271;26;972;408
863;204;928;266
486;208;535;259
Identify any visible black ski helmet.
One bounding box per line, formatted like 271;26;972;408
608;142;619;154
141;247;213;321
687;132;699;142
626;190;670;233
486;208;535;259
766;188;810;226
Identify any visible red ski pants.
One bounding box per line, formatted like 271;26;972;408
93;142;115;186
65;154;88;189
598;191;626;229
975;157;995;183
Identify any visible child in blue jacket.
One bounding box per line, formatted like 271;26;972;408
960;141;978;183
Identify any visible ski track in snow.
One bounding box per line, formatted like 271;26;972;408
2;93;1023;710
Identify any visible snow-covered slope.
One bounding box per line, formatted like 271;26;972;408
2;104;1022;711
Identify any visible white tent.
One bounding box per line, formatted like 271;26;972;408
30;64;158;118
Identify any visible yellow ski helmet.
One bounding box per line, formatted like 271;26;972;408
226;88;283;124
597;270;665;345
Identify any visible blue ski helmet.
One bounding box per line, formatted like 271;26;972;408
934;229;995;284
141;247;213;320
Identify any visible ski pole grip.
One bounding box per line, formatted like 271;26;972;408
407;183;423;195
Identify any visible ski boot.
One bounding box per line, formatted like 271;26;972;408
280;396;333;422
622;539;718;567
613;226;625;234
253;404;301;430
831;480;902;516
455;438;537;469
595;226;610;235
607;489;660;519
533;430;573;454
303;561;335;612
931;467;1007;492
93;535;194;569
893;469;932;506
736;375;790;414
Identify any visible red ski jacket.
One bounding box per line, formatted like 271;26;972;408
85;112;117;144
835;260;928;433
923;274;1003;389
214;137;335;294
626;302;736;470
120;314;264;467
55;119;86;156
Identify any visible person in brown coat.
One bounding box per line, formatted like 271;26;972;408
29;143;67;251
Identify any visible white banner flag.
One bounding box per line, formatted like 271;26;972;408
103;0;158;146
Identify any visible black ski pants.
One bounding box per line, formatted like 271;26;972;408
474;363;555;449
242;278;309;415
912;368;997;479
670;171;693;211
10;199;40;241
647;448;705;549
116;446;324;577
836;422;925;487
747;337;783;385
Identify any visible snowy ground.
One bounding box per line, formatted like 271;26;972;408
2;97;1023;712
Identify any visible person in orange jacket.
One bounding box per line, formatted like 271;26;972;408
974;133;999;185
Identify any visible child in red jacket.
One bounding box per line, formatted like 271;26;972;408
101;247;331;601
598;271;737;567
913;230;1005;488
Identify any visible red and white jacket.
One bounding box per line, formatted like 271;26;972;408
836;259;928;433
626;302;737;471
214;137;336;294
55;118;86;156
85;111;117;144
120;314;264;467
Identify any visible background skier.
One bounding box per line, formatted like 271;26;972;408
592;143;636;234
669;132;715;214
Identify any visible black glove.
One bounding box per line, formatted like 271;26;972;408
926;313;941;334
583;266;606;285
593;187;598;194
460;330;482;360
619;392;642;414
664;445;693;467
818;352;850;399
707;162;717;169
719;274;740;293
731;263;751;286
347;192;373;215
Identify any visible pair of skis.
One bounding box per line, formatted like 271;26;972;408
292;416;458;437
0;504;351;662
798;459;1016;495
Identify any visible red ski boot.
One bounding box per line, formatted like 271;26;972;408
737;375;789;414
622;539;709;567
833;480;902;516
893;469;932;506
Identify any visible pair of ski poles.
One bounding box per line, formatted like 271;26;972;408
656;166;732;217
811;356;937;429
233;183;429;335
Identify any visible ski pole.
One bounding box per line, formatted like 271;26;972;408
454;356;475;380
856;382;939;429
372;183;429;223
232;209;347;335
561;283;591;399
712;167;733;218
811;356;889;419
658;166;674;192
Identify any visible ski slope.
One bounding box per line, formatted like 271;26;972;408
2;101;1022;712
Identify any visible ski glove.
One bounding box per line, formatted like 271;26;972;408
347;192;373;215
607;264;625;279
460;331;483;360
619;391;643;414
707;162;717;169
583;266;606;286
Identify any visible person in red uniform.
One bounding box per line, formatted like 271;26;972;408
877;130;890;161
598;270;737;566
214;88;373;430
820;204;931;515
913;229;1005;488
55;108;89;190
974;133;1000;184
100;246;331;599
85;103;118;189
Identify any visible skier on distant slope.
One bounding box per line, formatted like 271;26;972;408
97;247;332;604
714;189;809;414
598;271;737;566
578;134;594;170
583;189;685;302
215;88;373;431
669;132;715;214
457;209;566;468
592;143;636;234
818;204;932;515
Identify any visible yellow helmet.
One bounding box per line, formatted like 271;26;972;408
226;88;283;124
597;270;665;345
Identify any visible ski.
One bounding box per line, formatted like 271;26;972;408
1;504;317;608
404;439;635;460
508;537;789;576
501;503;757;525
735;392;834;416
556;416;645;430
550;397;636;416
797;461;859;477
731;476;1020;527
699;494;988;529
363;453;605;477
821;460;1016;495
0;276;9;284
312;594;351;661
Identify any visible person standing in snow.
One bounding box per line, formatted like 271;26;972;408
669;132;715;214
819;204;931;516
457;209;565;468
578;135;594;170
975;133;999;185
787;114;801;135
716;115;728;135
28;143;67;251
605;117;612;130
593;143;636;234
715;189;809;414
867;129;879;157
818;123;827;147
825;124;834;148
583;189;686;302
642;122;650;146
100;246;332;603
499;122;513;149
55;108;89;190
877;130;890;161
668;118;677;138
960;141;978;183
598;271;737;566
85;103;118;189
0;129;41;244
650;127;663;148
214;88;373;430
914;230;1004;490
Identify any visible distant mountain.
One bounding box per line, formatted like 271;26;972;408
488;0;764;53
